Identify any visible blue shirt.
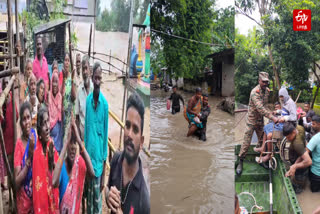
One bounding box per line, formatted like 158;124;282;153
84;92;109;177
59;162;69;203
307;132;320;176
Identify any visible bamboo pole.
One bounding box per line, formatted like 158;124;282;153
0;53;24;59
0;183;3;214
73;48;127;65
88;24;92;58
0;76;15;184
295;91;301;103
120;0;135;146
0;67;19;78
14;0;20;107
109;50;111;74
109;110;124;128
6;0;17;212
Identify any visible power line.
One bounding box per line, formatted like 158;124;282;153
151;28;225;47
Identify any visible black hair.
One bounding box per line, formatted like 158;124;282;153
304;102;310;105
202;93;208;98
172;85;177;89
19;101;32;128
36;78;45;100
307;111;316;119
52;59;58;68
82;55;89;68
93;62;101;76
195;87;202;93
126;93;145;135
274;101;280;106
37;105;49;135
26;58;33;67
312;115;320;123
36;35;42;42
283;122;295;136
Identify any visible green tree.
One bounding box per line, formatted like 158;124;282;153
235;28;272;104
211;6;235;52
152;0;215;79
96;0;148;32
235;0;320;104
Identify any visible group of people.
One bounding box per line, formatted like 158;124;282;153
0;35;150;214
167;86;211;141
236;72;320;195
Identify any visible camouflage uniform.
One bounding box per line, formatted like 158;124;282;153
239;84;274;158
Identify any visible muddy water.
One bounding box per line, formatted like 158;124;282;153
150;90;234;214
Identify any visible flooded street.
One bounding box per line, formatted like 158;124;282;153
150;90;234;214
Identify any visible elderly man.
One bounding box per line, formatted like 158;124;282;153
33;36;49;91
236;72;278;175
74;53;82;91
84;62;109;214
75;55;93;140
283;122;312;194
106;93;150;214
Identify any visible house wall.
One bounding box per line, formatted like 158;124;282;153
221;62;235;97
309;61;320;86
47;0;95;23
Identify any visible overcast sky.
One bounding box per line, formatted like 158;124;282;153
235;6;262;35
101;0;234;12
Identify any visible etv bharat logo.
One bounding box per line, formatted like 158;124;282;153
293;9;311;31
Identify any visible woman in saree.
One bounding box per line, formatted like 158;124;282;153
53;115;94;213
32;106;60;214
20;59;33;104
61;54;76;140
36;78;46;108
25;74;39;128
49;71;63;153
14;101;37;214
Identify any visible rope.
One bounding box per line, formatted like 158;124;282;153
238;192;263;214
235;111;247;128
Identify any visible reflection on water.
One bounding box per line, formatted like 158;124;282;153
150;90;235;214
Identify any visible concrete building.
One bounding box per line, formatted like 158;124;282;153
206;48;235;97
46;0;95;22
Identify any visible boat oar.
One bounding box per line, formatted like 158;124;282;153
269;167;273;214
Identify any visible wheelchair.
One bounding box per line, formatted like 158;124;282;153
256;127;287;171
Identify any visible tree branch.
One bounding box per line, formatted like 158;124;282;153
312;64;320;83
235;4;262;27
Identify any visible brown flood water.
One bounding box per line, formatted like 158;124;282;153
150;90;234;214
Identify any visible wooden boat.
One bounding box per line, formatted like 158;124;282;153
235;144;303;214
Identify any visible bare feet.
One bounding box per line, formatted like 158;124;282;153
261;155;271;163
253;146;262;153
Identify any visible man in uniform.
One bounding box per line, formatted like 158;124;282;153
236;72;278;175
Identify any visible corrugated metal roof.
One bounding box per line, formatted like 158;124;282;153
33;18;71;35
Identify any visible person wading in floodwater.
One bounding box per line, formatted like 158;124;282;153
167;85;184;115
198;93;211;141
184;87;203;137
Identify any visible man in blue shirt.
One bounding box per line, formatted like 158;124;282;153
84;62;109;214
307;115;320;192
